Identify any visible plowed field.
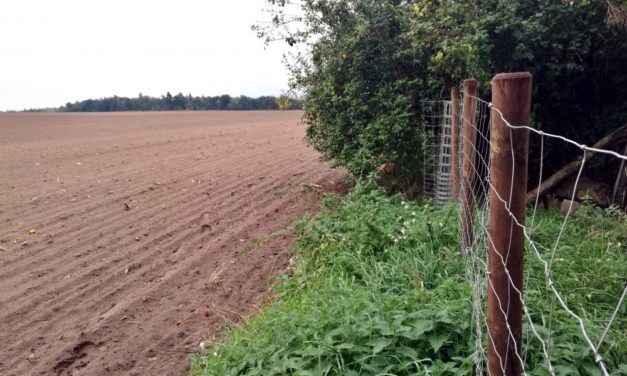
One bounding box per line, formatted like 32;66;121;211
0;111;345;375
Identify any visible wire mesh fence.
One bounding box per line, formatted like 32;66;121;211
421;100;455;206
423;74;627;375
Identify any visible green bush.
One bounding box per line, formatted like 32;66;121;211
258;0;627;191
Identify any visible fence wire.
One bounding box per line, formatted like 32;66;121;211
421;100;455;206
426;93;627;375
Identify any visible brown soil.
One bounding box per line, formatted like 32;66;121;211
0;111;345;375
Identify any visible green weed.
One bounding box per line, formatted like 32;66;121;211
189;183;626;375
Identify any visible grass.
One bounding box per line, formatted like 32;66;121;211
189;182;626;375
520;204;627;374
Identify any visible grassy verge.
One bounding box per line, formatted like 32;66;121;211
189;183;626;375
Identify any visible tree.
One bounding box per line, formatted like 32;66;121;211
164;92;173;110
257;0;627;192
277;94;292;110
218;94;231;110
171;93;186;110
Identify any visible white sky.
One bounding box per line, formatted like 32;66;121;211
0;0;292;111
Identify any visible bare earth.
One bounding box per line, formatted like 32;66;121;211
0;111;345;375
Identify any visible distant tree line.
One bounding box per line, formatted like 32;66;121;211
59;92;302;112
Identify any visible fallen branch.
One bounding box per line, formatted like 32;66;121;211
526;124;627;205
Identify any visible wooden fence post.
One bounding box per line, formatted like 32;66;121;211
460;79;478;254
451;86;460;200
487;72;532;376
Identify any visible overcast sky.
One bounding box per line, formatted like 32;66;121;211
0;0;292;111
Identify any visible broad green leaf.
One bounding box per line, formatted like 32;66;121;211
396;345;419;359
367;337;393;354
428;333;449;353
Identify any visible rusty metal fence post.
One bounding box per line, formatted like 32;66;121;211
487;72;532;376
460;79;478;254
